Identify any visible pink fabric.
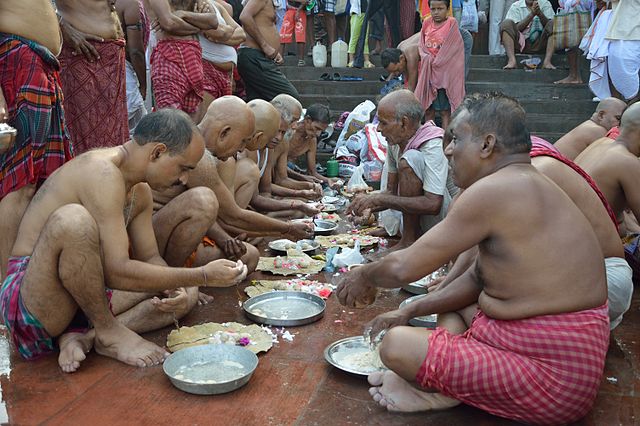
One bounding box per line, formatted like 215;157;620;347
417;304;609;424
530;135;558;153
414;17;465;112
404;120;444;152
606;126;620;140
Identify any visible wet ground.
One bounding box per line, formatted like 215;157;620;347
1;244;639;425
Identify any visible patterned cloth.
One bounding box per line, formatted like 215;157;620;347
0;256;55;360
530;137;618;231
59;39;129;154
202;59;232;99
151;39;204;114
0;34;74;200
417;304;610;425
607;126;620;140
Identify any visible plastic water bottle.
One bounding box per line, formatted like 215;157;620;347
331;38;348;68
312;42;327;68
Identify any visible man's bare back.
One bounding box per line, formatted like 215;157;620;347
397;33;419;92
532;155;623;258
553;120;608;160
57;0;123;39
0;0;62;54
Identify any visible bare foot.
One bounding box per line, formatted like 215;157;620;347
368;371;460;412
554;75;583;84
542;63;556;70
58;331;95;373
503;61;517;69
94;323;169;368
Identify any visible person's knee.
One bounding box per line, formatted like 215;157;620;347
49;204;99;244
187;187;219;224
379;326;411;371
242;243;260;273
499;19;515;33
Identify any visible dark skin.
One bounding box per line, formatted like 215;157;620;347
116;0;147;99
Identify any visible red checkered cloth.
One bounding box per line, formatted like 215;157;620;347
606;126;620;140
59;39;129;155
202;59;232;99
417;304;609;425
151;39;204;114
0;34;74;200
530;137;618;232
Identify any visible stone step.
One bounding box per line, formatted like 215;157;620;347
526;113;585;134
291;80;592;100
299;94;596;114
281;53;574;68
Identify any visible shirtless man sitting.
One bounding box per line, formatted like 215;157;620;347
267;95;324;200
553;97;627;160
287;104;338;187
336;93;609;424
348;90;450;252
0;109;248;373
236;100;320;219
154;97;312;267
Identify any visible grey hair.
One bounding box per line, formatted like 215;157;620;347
133;108;198;154
394;99;424;124
271;100;294;123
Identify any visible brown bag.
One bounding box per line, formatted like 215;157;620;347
553;10;592;50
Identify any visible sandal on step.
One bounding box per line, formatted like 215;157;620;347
298;59;306;67
364;61;375;68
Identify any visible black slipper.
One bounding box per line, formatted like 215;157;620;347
319;73;332;81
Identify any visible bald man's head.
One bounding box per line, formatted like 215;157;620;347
377;89;424;146
271;94;303;121
592;97;627;131
199;96;255;160
620;101;640;134
247;99;282;151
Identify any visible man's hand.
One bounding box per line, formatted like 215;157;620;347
202;259;248;286
328;178;343;190
365;308;411;340
151;287;191;313
60;20;103;62
295;201;321;216
336;267;377;308
287;221;314;239
222;238;247;261
195;0;212;13
531;1;542;16
426;276;445;291
347;194;377;216
300;188;322;200
198;291;214;305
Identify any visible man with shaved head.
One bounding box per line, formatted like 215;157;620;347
153;96;312;269
348;89;451;251
554;97;627;160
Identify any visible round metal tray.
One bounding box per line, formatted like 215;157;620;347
314;219;338;235
268;239;320;254
324;336;388;376
319;204;338;212
399;295;438;328
163;344;258;395
243;291;325;326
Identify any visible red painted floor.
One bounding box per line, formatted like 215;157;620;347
1;251;639;425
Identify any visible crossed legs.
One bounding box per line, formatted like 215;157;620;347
0;185;35;280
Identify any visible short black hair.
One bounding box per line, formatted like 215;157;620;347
133;108;198;154
381;48;402;68
459;92;531;154
428;0;450;8
305;103;331;124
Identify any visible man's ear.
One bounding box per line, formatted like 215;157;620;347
479;134;497;158
252;131;264;147
150;143;167;161
219;125;232;142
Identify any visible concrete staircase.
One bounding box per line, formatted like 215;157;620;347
280;53;595;143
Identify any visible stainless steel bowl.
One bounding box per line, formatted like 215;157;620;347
163;344;258;395
313;219;338;235
243;291;326;326
399;295;438;328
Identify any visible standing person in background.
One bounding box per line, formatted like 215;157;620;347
554;0;592;85
0;0;75;279
116;0;150;135
56;0;130;154
309;0;337;48
368;9;384;55
488;0;517;55
604;0;640;101
238;0;299;100
279;0;308;67
348;0;375;68
399;0;417;40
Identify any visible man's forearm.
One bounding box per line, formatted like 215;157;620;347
218;207;290;236
130;51;147;95
374;193;442;216
180;11;218;30
272;183;306;198
516;14;535;32
275;176;314;190
436;246;478;291
251;193;297;213
220;217;289;238
403;269;482;318
107;260;204;292
287;168;315;182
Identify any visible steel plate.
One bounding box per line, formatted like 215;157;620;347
399;295;438;328
243;291;325;326
324;336;388;376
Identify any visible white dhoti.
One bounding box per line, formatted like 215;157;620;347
606;256;633;330
608;39;640;100
580;10;613;100
125;60;147;136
